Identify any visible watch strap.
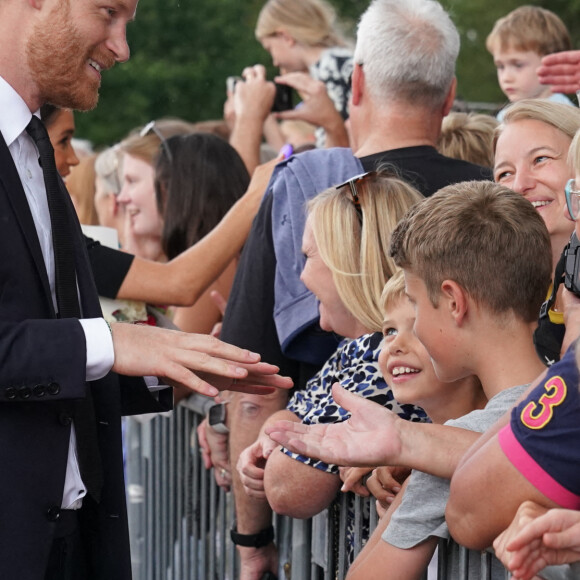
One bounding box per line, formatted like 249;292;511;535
230;524;274;548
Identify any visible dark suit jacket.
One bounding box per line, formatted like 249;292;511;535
0;132;171;580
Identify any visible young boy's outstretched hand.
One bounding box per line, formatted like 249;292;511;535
538;50;580;94
265;383;403;467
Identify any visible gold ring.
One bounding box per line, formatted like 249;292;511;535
220;468;227;478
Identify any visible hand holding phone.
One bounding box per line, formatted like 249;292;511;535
226;74;292;112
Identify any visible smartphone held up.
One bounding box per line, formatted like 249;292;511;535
226;75;293;113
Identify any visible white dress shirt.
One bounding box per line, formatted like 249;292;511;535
0;75;115;508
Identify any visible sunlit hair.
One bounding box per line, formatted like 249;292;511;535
486;6;571;57
119;118;196;166
495;100;580;154
255;0;348;48
66;154;98;226
354;0;459;109
437;112;498;168
568;129;580;174
307;172;423;332
94;146;122;196
381;269;406;315
389;181;552;323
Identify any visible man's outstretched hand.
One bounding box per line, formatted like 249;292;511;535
111;322;293;397
265;383;402;467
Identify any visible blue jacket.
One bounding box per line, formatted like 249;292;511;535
270;148;363;360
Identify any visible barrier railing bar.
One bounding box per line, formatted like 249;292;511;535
127;404;511;580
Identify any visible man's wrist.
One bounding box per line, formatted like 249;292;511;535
80;318;115;381
230;523;274;548
235;110;270;129
391;415;410;466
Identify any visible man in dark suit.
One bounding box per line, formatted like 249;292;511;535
0;1;291;579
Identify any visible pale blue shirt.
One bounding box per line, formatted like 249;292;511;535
497;92;577;121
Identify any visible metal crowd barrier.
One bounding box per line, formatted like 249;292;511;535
125;396;509;580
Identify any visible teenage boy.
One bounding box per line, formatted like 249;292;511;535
266;180;553;577
445;131;580;570
486;6;574;120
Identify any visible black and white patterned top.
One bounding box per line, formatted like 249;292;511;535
309;46;353;147
282;331;428;561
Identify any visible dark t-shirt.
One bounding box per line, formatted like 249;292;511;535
85;237;134;299
498;343;580;508
220;146;492;388
359;146;492;193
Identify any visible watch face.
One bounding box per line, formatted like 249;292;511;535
209;403;227;426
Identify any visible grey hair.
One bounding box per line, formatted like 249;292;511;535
94;146;122;196
354;0;459;108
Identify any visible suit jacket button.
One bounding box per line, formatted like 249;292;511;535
33;384;46;397
59;413;72;426
46;506;60;522
5;387;17;400
18;386;31;399
47;382;60;396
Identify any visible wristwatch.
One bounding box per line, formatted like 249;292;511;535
208;402;229;434
230;523;274;548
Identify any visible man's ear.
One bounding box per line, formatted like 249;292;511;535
442;77;457;117
351;63;364;107
440;279;468;326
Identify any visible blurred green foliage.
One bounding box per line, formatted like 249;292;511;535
77;0;580;148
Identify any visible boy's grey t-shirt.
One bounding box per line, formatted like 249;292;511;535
382;384;528;577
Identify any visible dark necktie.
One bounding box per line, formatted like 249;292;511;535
26;115;103;502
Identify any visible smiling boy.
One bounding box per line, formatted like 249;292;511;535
345;272;487;579
379;271;486;425
486;6;574;120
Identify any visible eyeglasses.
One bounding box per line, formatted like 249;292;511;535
336;171;376;219
139;120;173;163
565;178;580;221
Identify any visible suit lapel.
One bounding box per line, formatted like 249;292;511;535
0;131;55;314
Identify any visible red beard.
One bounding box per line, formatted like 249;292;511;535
27;2;115;111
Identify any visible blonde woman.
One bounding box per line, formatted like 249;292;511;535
236;172;427;576
493;99;580;364
437;112;499;168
